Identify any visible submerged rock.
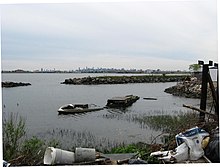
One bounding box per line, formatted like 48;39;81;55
2;81;31;88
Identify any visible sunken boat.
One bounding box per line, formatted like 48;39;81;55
106;95;140;108
58;104;103;114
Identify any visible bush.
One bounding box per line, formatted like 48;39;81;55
20;136;45;165
3;113;26;160
3;112;61;165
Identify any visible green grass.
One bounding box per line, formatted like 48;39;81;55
108;142;161;163
3;112;61;165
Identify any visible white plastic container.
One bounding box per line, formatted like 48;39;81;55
182;135;204;160
173;142;189;162
75;147;96;162
158;143;189;163
43;147;75;165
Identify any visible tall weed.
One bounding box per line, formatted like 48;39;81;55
3;113;26;160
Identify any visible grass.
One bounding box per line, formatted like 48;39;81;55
107;142;161;163
101;111;201;149
3;112;26;160
3;112;61;165
3;111;203;165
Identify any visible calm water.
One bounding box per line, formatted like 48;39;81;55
2;73;200;150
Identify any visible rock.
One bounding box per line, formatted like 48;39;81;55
164;77;214;99
61;75;186;85
2;81;31;88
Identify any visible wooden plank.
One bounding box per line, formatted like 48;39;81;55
143;97;157;100
183;104;216;116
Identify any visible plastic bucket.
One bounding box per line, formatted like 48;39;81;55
44;147;75;165
75;147;96;162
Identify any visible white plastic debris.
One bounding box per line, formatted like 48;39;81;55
175;126;209;160
175;126;209;146
150;150;169;157
43;147;75;165
150;126;209;163
3;160;10;167
158;142;189;163
75;147;96;163
43;147;96;165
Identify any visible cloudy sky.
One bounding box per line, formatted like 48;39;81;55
0;0;218;71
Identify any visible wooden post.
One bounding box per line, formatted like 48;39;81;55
214;63;219;116
198;61;213;121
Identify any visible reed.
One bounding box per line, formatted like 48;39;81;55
3;112;26;160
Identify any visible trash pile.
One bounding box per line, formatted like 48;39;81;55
3;126;217;166
44;147;97;165
150;126;217;163
43;147;150;165
3;126;210;166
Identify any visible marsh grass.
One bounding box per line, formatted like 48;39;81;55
3;113;61;165
37;128;128;153
3;112;26;160
101;110;200;147
134;112;200;133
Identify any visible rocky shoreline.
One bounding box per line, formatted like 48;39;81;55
2;81;31;88
164;76;214;99
61;75;186;85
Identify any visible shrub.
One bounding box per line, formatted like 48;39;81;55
3;112;61;165
3;113;26;160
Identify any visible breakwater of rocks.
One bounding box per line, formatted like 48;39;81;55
2;81;31;88
61;75;187;85
164;77;208;99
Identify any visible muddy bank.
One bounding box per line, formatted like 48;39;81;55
2;81;31;88
61;75;186;85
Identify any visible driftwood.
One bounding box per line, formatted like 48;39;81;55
183;104;216;117
143;97;157;100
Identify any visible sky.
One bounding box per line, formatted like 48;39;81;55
0;0;218;71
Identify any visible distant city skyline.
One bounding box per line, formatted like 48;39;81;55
0;0;218;71
2;66;186;73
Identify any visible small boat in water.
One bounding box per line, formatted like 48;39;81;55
106;95;140;108
58;104;104;114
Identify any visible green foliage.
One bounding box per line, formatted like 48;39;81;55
47;138;61;148
134;112;199;134
22;136;44;155
3;113;26;160
147;155;161;164
3;112;61;165
134;112;200;150
110;144;140;154
189;64;201;72
109;143;161;163
21;136;45;165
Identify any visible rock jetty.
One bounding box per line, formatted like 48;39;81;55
2;81;31;88
164;77;204;98
61;75;186;85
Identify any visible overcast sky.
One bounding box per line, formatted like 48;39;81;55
0;0;218;71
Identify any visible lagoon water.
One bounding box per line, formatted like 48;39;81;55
2;73;200;150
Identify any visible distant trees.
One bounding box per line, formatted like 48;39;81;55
189;64;201;72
